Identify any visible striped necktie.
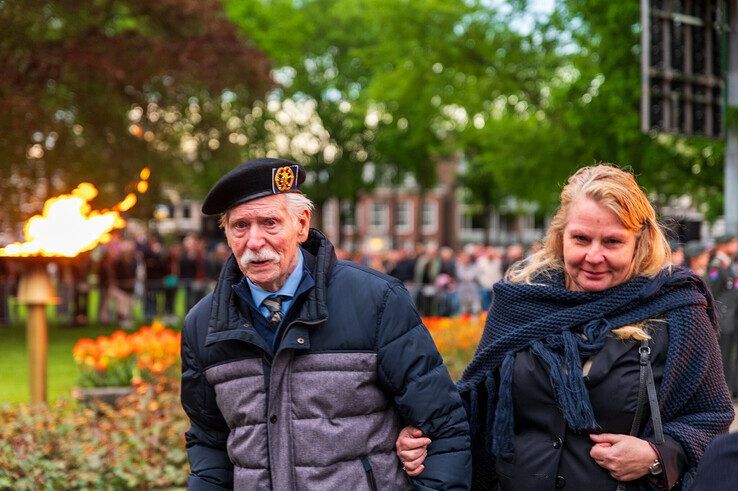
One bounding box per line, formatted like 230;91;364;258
262;296;284;327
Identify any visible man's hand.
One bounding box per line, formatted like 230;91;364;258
589;433;658;481
396;426;432;477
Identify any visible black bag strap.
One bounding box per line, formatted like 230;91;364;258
642;339;665;444
616;338;664;491
629;340;650;436
629;339;664;441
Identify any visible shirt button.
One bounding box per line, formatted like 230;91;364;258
555;475;565;488
553;437;563;449
297;337;305;344
270;415;277;424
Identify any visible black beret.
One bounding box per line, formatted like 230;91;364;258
201;158;306;215
714;233;737;245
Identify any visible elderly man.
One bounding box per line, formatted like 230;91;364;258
180;158;471;490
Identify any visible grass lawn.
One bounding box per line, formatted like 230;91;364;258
0;287;192;404
0;322;124;404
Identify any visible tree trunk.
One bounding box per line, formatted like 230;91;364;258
415;190;426;244
388;191;397;249
334;199;343;250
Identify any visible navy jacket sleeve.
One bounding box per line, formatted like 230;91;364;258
376;283;472;490
181;303;234;490
691;432;738;491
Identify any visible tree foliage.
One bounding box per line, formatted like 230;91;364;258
2;0;725;236
496;0;726;218
0;0;272;228
226;0;552;237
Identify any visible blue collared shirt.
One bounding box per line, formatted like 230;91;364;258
243;249;304;320
232;249;314;352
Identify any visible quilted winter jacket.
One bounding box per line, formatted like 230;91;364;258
181;229;472;490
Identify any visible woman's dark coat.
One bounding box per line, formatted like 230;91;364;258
499;324;685;490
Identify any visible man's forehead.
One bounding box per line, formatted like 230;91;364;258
228;195;286;219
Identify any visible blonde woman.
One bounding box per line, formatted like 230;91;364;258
397;165;733;490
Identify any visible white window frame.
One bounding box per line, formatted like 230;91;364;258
395;201;412;233
369;200;388;233
422;200;438;234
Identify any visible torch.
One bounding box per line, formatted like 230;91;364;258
0;169;150;404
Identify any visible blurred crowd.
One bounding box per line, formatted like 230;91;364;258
0;234;734;324
342;242;529;317
0;236;534;326
0;233;230;328
350;235;738;395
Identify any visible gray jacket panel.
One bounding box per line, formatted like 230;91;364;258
206;352;411;490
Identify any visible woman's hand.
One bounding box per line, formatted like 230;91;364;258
589;433;658;481
396;426;432;477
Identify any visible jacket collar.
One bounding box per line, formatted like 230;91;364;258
205;228;334;345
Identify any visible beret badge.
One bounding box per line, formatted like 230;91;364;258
273;165;298;193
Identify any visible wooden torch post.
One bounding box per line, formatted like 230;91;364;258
17;261;58;404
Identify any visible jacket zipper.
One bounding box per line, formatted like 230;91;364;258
360;457;378;491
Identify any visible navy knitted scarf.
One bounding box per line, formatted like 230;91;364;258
457;266;734;488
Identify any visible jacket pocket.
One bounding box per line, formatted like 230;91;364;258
360;456;378;491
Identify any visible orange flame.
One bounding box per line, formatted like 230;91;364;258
0;168;150;257
117;193;137;212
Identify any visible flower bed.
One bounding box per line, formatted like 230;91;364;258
423;314;485;380
72;321;180;387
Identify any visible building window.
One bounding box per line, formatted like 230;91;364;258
422;201;438;233
322;200;337;234
395;201;411;232
340;201;355;226
370;201;388;232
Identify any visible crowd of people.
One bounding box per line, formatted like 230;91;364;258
341;242;525;317
0;233;231;328
0;234;564;327
1;228;738;386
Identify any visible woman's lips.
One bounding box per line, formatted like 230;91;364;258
583;270;607;278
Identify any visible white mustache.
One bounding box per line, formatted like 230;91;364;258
239;248;280;268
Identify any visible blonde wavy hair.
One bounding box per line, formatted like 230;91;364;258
507;164;671;340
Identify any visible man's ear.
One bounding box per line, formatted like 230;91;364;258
297;209;311;242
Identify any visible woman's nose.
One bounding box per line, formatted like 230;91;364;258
584;244;605;264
